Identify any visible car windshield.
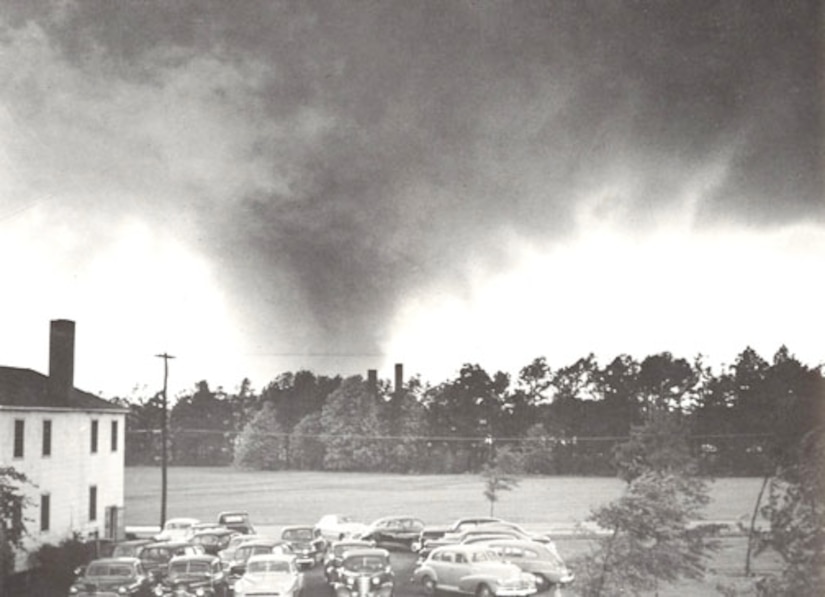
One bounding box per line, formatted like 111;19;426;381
170;561;210;575
86;563;133;578
283;529;314;541
248;560;292;574
343;556;387;572
194;535;219;545
112;545;140;557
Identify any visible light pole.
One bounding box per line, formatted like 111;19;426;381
155;353;175;529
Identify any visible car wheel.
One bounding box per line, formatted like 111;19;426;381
421;575;438;596
476;584;494;597
534;574;550;593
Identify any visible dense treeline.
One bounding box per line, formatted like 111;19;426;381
120;346;824;476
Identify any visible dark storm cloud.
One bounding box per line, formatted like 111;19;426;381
5;0;821;356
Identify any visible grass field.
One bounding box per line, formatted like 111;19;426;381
125;467;782;596
125;466;767;527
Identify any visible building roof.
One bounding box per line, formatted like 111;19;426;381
0;366;125;411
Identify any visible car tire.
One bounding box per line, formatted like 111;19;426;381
534;575;550;593
476;584;494;597
421;575;438;596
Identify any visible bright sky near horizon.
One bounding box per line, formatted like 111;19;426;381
1;1;822;399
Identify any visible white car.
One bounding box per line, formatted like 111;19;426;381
155;517;201;542
233;553;304;597
315;514;370;541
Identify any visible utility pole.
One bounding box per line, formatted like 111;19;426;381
155;352;175;530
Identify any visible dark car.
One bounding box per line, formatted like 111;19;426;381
152;554;229;597
138;541;205;580
323;540;375;585
216;511;255;535
281;525;326;569
69;557;152;596
112;539;154;559
361;516;425;551
331;548;394;597
191;528;239;556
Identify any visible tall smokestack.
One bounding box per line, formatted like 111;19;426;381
49;319;75;404
367;369;378;396
394;363;403;397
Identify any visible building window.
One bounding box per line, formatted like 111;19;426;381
91;420;98;453
43;420;52;457
111;420;118;452
41;494;50;532
13;419;24;458
89;486;97;522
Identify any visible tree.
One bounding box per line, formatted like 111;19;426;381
481;446;523;517
754;427;825;596
1;467;32;592
233;403;288;470
290;412;326;470
320;376;386;471
574;410;716;596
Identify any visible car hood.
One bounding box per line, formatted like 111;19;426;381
236;573;297;592
73;578;134;591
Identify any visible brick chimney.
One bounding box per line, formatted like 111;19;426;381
49;319;75;404
394;363;403;397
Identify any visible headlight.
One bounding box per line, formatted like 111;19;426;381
372;577;381;586
69;588;78;595
118;588;128;595
346;575;355;586
196;589;205;597
154;587;164;596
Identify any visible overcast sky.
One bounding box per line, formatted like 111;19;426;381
1;0;822;399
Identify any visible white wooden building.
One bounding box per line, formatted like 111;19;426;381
0;320;127;572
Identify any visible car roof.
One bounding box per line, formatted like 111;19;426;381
432;543;493;555
479;538;549;549
87;557;141;565
372;515;421;523
193;528;236;536
143;541;196;549
169;554;219;564
238;539;285;547
341;548;390;559
247;553;296;564
165;517;200;524
282;525;314;531
116;539;153;546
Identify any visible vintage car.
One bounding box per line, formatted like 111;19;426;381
414;518;503;552
331;548;394;597
480;539;574;593
216;534;267;568
232;553;305;597
413;544;537;597
155;517;201;542
323;539;375;584
225;539;295;577
191;528;239;556
112;539;154;558
152;554;229;597
315;514;370;541
217;511;256;535
281;525;326;568
360;516;425;551
138;541;206;580
416;529;529;562
68;557;153;596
